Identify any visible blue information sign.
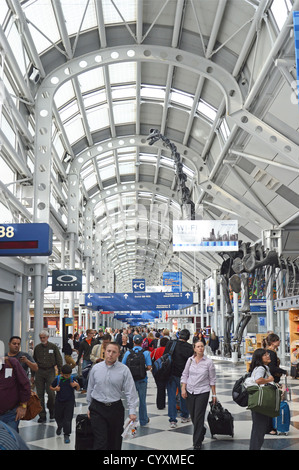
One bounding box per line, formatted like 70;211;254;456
163;272;182;292
132;278;146;292
0;223;52;256
85;291;194;311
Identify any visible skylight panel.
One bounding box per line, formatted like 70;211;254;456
271;0;292;30
109;62;136;84
102;0;137;24
6;23;28;76
100;165;116;180
78;68;105;92
119;161;135;174
84;172;97;191
170;90;194;108
61;0;97;36
113;101;136;125
197;100;217;122
63;115;85;144
54;81;75;108
83;89;107;108
59;101;79;123
23;0;61;54
141;86;165;100
86;106;110;131
0;3;9;26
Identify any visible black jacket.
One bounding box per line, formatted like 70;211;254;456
164;339;193;377
77;338;97;362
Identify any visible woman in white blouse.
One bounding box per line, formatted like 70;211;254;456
247;348;274;450
181;340;217;450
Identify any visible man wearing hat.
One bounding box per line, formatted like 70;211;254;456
122;334;152;426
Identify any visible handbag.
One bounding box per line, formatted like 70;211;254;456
247;383;282;417
22;391;42;420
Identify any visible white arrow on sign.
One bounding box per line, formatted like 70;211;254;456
185;293;190;298
124;294;128;299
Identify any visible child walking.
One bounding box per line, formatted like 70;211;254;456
50;364;80;443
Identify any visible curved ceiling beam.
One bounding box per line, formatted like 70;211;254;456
33;44;243;229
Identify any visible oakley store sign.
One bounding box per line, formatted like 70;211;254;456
52;270;82;291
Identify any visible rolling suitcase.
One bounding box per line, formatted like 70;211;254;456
272;400;290;435
272;377;291;435
75;414;94;450
207;401;234;438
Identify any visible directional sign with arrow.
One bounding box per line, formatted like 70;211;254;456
132;278;145;292
84;291;194;311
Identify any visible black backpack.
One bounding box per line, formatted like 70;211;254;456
152;340;177;380
232;366;267;407
126;349;146;381
232;372;251;407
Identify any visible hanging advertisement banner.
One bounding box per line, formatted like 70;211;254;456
52;269;82;291
163;272;182;292
173;220;238;252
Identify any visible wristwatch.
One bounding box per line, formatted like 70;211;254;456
19;403;27;408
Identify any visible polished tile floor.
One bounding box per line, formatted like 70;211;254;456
19;360;299;451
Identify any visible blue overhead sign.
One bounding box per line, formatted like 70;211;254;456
85;291;194;311
0;223;52;256
163;272;182;292
132;278;146;292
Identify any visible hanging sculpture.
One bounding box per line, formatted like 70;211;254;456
147;129;195;219
220;241;280;357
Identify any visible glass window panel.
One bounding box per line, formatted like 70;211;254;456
63;116;85;144
271;0;292;30
83;89;107;108
59;101;79;122
170;90;193;108
61;0;97;36
84;172;97;190
141;86;165;100
1;115;16;147
54;81;75;108
78;68;105;92
109;62;136;84
102;0;137;24
86;106;110;131
197;100;217;121
6;23;28;76
23;0;61;54
119;161;135;174
100;165;116;180
53;133;65;159
0;157;15;185
113;101;136;124
111;85;136;100
0;202;13;222
0;3;9;26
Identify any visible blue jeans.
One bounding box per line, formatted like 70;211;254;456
166;375;189;423
135;379;148;426
0;408;19;432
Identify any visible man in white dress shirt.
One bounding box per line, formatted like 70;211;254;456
87;342;138;450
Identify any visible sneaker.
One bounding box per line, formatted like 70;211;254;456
181;417;191;423
170;421;177;429
64;435;70;444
